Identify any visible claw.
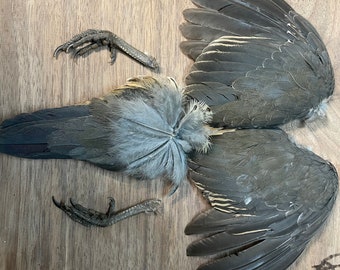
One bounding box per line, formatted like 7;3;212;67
52;196;62;207
52;196;162;227
53;29;159;70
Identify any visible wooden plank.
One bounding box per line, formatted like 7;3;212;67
0;1;339;269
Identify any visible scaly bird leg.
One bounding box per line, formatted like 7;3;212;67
53;29;159;70
52;196;162;227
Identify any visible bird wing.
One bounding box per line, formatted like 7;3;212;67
187;129;338;270
181;0;334;128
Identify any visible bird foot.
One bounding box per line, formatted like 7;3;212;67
53;29;159;70
52;196;162;227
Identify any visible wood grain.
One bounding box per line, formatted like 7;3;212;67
1;1;340;269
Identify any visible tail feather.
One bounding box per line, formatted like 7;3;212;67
0;105;90;159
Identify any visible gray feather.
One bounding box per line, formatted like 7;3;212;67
186;129;338;270
181;0;334;127
0;106;90;159
0;76;212;185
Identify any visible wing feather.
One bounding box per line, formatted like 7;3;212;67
187;129;338;269
181;0;334;127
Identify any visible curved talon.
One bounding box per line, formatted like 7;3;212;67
107;196;115;203
53;46;64;58
69;198;77;208
66;44;74;53
52;196;64;208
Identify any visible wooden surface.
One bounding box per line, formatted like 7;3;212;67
1;1;340;269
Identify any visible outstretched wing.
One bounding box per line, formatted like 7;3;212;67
187;129;338;270
181;0;334;128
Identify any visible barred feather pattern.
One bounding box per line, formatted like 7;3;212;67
180;0;334;128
